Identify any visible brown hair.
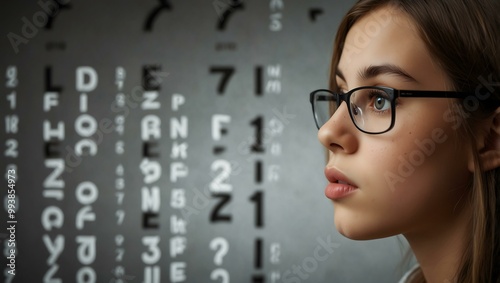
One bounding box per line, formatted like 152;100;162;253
330;0;500;282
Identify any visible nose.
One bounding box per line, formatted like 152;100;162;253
317;101;359;154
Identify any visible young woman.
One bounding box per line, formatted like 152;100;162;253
310;0;500;282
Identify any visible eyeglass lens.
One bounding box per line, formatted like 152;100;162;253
313;88;392;133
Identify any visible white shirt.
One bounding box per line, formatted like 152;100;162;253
398;265;420;283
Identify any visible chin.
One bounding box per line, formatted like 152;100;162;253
334;215;397;240
336;224;377;240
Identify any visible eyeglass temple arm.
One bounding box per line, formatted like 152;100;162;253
310;93;337;102
397;90;473;98
398;90;500;109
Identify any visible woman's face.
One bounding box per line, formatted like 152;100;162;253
318;6;472;240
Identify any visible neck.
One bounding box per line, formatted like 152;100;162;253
403;204;470;283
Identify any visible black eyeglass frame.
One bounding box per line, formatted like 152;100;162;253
310;86;473;134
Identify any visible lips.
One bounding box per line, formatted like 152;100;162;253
324;168;358;187
324;167;359;200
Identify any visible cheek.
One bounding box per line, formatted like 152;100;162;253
382;138;470;232
385;127;470;197
380;104;470;198
333;129;470;239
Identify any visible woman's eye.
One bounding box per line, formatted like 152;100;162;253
371;95;391;111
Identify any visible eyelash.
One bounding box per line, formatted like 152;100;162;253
367;92;391;114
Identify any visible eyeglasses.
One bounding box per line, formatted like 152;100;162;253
309;86;472;134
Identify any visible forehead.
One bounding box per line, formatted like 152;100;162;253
337;7;446;87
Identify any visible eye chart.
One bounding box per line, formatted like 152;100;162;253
0;1;407;282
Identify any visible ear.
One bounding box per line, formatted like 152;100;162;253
468;108;500;172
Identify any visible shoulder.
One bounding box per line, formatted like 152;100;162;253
398;264;420;283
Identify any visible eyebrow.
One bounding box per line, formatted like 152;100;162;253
336;64;417;83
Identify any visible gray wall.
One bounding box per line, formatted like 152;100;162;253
0;1;412;282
